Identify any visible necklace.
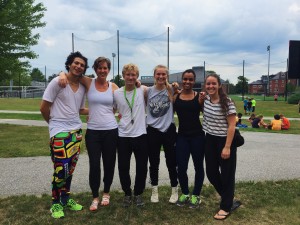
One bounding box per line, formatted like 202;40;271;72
124;87;136;125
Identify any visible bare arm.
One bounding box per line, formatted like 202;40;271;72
79;108;89;115
221;113;236;159
58;72;92;90
40;100;52;123
198;91;206;105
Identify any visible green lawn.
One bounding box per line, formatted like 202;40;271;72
0;180;300;225
1;96;299;118
0;98;41;111
0;124;87;158
0;98;300;225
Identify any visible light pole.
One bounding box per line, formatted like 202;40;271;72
267;45;270;96
112;53;116;81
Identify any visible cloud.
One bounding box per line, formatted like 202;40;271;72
29;0;300;83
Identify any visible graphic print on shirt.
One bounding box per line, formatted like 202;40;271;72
149;94;170;118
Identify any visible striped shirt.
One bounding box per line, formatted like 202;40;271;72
202;96;236;137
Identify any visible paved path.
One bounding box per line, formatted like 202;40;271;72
0;112;300;197
0;124;299;197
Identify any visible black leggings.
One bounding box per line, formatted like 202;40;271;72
205;133;237;212
147;123;178;187
85;128;118;198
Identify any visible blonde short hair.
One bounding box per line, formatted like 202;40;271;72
122;63;139;78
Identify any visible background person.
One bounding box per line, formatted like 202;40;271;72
202;73;241;220
114;63;148;207
251;97;256;112
248;113;256;124
252;114;267;128
173;69;205;209
243;98;248;115
268;114;282;130
274;93;278;103
146;65;178;204
247;98;252;114
280;114;290;130
40;51;88;219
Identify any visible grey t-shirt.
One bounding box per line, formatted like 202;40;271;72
146;86;174;132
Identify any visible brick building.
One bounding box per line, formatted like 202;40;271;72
249;72;297;95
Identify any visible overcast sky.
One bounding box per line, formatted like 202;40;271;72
30;0;300;83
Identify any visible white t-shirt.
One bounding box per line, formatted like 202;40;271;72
113;86;146;137
87;79;118;130
146;86;174;132
42;77;86;138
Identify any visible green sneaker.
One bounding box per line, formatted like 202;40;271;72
64;198;83;211
189;195;201;209
176;194;190;207
50;203;64;219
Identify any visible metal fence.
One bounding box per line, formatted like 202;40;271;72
0;86;45;98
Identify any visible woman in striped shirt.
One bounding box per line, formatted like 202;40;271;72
202;74;241;220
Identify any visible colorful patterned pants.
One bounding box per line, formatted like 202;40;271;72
50;129;82;204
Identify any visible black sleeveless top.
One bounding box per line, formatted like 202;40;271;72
174;92;205;137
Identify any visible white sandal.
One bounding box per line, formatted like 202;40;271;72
101;194;110;206
89;200;99;211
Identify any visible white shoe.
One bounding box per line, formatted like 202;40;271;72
151;185;159;203
169;186;178;204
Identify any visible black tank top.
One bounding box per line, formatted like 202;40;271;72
174;92;205;137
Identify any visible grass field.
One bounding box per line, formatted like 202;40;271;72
0;97;299;224
1;95;300;118
0;180;300;225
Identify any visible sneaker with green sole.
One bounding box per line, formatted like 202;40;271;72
50;203;64;219
189;195;201;209
176;194;190;207
63;198;83;211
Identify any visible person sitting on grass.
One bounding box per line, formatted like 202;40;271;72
280;114;290;130
251;114;267;128
236;113;248;128
248;113;256;124
268;114;282;130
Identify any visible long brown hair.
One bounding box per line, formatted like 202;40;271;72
205;73;232;113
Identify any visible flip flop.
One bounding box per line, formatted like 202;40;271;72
214;212;230;220
231;200;242;212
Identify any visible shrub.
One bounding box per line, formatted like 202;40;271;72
288;93;300;104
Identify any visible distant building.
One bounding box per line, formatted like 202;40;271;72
141;66;228;93
249;72;297;95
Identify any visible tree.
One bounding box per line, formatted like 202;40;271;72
0;0;46;81
111;74;125;87
225;79;236;94
48;74;57;83
235;76;249;94
30;68;45;82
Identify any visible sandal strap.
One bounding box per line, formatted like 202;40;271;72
91;200;99;207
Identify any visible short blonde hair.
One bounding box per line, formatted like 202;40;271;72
122;63;139;78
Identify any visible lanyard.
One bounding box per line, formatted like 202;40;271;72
124;87;136;124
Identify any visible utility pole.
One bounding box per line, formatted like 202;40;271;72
267;45;270;96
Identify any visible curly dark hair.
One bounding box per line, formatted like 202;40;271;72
65;51;88;74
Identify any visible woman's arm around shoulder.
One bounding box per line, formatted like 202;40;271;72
111;82;119;92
